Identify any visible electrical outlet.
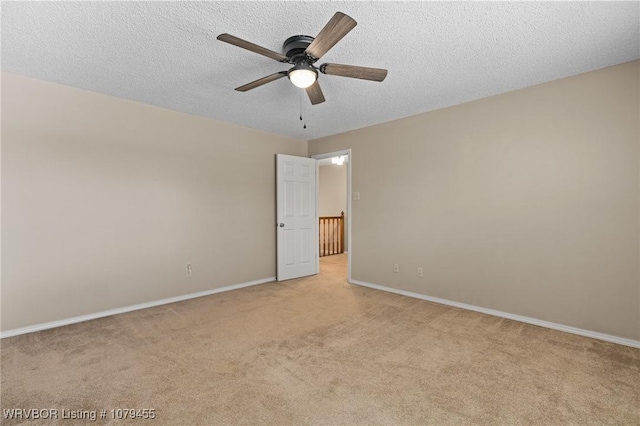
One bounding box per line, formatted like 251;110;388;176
393;263;400;273
186;263;192;277
417;267;424;277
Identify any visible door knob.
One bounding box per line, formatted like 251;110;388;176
279;223;285;227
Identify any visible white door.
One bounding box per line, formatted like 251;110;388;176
276;154;318;281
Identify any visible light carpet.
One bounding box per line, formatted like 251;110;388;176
1;254;638;424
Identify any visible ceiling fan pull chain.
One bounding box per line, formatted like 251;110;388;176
300;89;306;129
299;89;303;121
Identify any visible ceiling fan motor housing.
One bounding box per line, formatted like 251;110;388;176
283;35;315;60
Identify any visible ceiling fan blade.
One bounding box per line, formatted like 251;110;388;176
305;12;357;59
306;81;326;105
217;33;288;62
320;63;388;82
235;72;288;92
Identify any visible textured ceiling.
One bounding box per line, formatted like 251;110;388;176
2;1;639;140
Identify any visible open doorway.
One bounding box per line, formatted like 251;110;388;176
313;150;351;282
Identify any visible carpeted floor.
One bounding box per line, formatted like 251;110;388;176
1;254;638;425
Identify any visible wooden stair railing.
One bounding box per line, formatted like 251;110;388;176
319;211;345;257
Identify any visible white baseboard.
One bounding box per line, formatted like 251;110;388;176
0;277;276;339
350;279;640;349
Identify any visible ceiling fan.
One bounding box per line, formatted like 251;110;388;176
217;12;388;105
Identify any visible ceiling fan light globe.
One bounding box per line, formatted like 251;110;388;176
289;68;317;89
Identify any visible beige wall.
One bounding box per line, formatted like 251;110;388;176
319;164;346;217
1;73;307;331
309;61;640;340
3;61;639;340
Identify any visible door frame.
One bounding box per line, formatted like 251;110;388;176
311;149;352;283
